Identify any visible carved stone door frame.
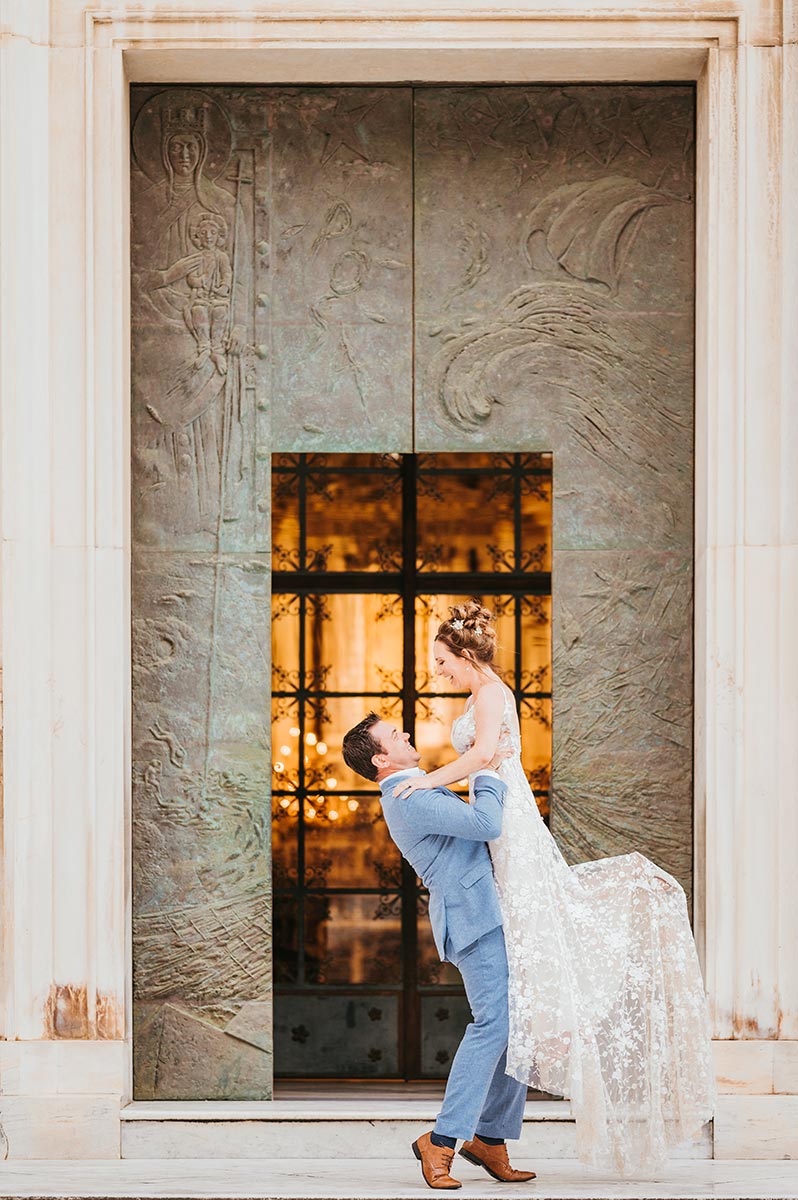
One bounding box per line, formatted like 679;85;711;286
95;5;760;1094
90;4;742;1056
2;0;794;1157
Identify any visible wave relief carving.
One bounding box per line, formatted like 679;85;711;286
429;176;685;438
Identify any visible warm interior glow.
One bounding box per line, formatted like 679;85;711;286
271;451;552;1076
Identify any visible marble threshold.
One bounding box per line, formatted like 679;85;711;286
118;1101;712;1160
0;1158;797;1200
121;1101;571;1122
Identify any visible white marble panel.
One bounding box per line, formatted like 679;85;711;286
0;0;55;1047
120;1118;567;1161
50;0;786;58
780;43;798;551
741;47;785;549
0;1096;121;1160
48;46;89;550
119;1119;711;1162
0;541;54;1038
788;3;798;52
696;46;742;557
3;0;50;42
776;547;798;1041
0;1042;128;1096
774;1043;798;1095
121;1100;567;1121
738;548;784;1038
0;47;51;551
692;40;744;1035
119;1104;711;1162
87;34;130;555
713;1041;775;1093
3;1156;798;1199
700;544;744;1038
91;545;130;1041
713;1096;798;1159
50;546;91;993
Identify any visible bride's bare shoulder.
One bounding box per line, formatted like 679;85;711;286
474;679;506;709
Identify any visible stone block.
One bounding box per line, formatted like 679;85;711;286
713;1096;798;1159
0;1096;120;1160
0;1041;128;1097
713;1041;776;1094
774;1043;798;1095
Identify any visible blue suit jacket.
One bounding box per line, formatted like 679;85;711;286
379;771;506;962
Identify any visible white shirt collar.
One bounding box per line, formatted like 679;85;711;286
380;766;426;786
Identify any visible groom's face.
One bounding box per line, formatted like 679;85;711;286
370;721;421;773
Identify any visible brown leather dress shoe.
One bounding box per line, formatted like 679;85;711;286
412;1132;463;1189
459;1135;537;1182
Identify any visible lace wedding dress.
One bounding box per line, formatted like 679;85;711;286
452;688;716;1176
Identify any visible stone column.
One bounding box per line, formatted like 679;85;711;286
0;0;128;1158
696;4;798;1154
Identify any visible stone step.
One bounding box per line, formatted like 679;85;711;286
120;1102;712;1160
1;1157;798;1200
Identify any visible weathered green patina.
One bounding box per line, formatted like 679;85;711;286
130;85;694;1098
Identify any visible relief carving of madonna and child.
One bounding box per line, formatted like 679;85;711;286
131;90;252;532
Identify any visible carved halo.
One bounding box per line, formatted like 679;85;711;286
132;88;233;185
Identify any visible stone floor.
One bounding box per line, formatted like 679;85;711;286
0;1159;797;1200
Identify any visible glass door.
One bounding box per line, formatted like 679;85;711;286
271;451;552;1078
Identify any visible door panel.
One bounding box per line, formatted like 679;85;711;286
413;86;695;895
270;89;414;451
130;85;414;1098
130;85;272;1100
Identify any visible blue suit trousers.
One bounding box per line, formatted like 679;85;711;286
433;925;527;1143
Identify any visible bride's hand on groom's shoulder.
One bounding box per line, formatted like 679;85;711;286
393;776;428;799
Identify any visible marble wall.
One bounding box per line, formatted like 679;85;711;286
0;0;795;1160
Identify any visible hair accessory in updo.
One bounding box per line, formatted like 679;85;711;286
435;598;498;669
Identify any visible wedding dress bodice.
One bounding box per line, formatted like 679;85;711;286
451;686;521;758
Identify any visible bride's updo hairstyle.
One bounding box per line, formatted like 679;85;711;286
435;599;498;671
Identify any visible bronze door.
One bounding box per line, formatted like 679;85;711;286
131;85;695;1096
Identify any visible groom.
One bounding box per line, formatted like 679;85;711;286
342;713;534;1190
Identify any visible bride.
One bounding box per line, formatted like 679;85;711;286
394;599;716;1176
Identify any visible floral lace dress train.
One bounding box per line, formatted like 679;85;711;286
452;692;715;1176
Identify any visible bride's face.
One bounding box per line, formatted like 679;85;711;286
434;640;471;689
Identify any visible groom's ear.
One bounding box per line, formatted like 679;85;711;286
371;751;390;773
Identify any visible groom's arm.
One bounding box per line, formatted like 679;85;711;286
402;772;506;841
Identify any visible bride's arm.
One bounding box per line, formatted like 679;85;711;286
393;682;505;797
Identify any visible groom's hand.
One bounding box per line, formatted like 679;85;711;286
487;747;513;770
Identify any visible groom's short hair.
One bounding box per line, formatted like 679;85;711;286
342;711;383;782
